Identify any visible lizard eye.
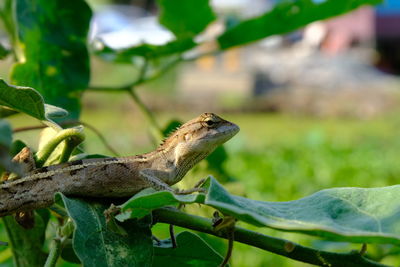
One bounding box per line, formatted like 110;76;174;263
204;119;216;127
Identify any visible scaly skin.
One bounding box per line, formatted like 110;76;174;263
0;113;239;217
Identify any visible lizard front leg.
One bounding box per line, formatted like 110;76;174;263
138;169;175;192
138;170;205;194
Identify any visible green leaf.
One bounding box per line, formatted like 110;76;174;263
0;79;45;120
153;231;224;267
118;177;400;245
0;79;66;124
44;104;68;119
205;146;233;183
116;188;205;221
10;0;92;120
60;240;81;264
57;193;153;267
97;39;196;63
157;0;216;38
218;0;382;49
2;210;49;267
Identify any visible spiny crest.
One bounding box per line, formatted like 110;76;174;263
158;124;183;149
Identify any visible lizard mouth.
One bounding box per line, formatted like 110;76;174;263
201;123;240;140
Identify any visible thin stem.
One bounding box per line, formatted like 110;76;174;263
152;208;388;267
12;125;46;132
127;89;161;133
35;128;85;167
169;224;177;248
58;139;78;163
43;238;62;267
219;230;234;267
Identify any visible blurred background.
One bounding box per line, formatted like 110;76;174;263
2;0;400;266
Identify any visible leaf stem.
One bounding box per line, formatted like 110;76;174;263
219;230;234;267
153;208;389;267
35;128;85;167
127;89;161;133
44;237;62;267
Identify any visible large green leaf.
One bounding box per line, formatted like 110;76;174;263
157;0;216;38
117;177;400;245
10;0;92;120
57;193;153;267
153;231;224;267
218;0;382;49
0;79;67;124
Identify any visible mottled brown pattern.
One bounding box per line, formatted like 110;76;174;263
0;113;239;217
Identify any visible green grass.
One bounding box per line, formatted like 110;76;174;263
4;106;400;266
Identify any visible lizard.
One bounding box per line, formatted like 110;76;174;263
0;113;239;217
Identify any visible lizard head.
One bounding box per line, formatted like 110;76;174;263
157;113;239;183
160;113;239;158
190;112;240;150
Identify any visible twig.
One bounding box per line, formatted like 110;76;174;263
43;237;62;267
74;122;120;157
12;125;46;132
219;230;234;267
169;224;177;248
127;89;161;133
152;208;389;267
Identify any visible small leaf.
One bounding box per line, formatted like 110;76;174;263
0;79;46;121
218;0;382;49
44;104;68;119
116;189;205;221
57;193;153;267
157;0;216;38
153;231;224;267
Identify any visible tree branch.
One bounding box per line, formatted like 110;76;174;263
152;208;389;267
